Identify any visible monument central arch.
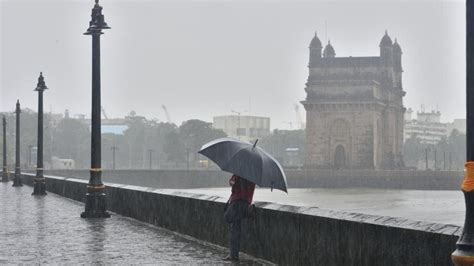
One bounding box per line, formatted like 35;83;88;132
302;31;406;169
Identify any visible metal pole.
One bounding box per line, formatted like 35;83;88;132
186;148;190;170
425;148;428;170
111;146;117;170
2;116;8;182
452;1;474;264
28;145;33;168
450;152;453;171
444;151;447;171
148;149;153;170
13;100;23;187
81;0;111;218
32;73;47;194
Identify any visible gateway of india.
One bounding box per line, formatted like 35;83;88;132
302;31;406;170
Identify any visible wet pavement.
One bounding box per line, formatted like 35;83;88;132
180;188;465;226
0;183;269;265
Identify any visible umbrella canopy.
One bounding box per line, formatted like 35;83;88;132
198;137;288;192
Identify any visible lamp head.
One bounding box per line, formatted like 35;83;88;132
85;0;111;35
34;72;48;92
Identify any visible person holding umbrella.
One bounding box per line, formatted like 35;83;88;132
223;174;255;262
198;137;288;262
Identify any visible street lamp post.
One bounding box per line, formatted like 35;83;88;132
2;116;8;182
452;1;474;264
32;73;47;195
12;100;23;187
81;0;111;218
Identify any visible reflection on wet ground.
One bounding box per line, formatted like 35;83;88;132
0;183;269;264
180;187;465;226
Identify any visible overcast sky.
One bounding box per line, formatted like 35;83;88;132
0;0;465;129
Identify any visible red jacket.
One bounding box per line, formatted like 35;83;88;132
229;175;256;204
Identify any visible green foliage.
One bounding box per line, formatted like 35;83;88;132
0;109;228;169
163;130;185;163
259;129;306;167
179;119;227;153
0;109;53;169
53;118;90;168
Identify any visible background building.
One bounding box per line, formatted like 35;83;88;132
303;31;405;169
404;110;447;144
51;157;75;169
404;109;465;144
213;115;270;143
447;118;466;136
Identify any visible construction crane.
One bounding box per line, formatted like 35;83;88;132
294;103;305;130
162;105;172;123
101;106;109;120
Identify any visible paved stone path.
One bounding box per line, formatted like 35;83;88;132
0;183;269;264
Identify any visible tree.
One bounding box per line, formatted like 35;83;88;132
403;133;425;169
178;119;227;162
122;115;148;168
53;118;90;168
446;129;466;170
259;129;306;167
163;129;186;165
159;119;227;168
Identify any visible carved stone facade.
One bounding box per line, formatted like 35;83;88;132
302;31;405;169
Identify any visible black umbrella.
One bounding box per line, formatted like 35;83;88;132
198;137;288;192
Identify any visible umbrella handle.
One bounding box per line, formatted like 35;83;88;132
252;139;259;150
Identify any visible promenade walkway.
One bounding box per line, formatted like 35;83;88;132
0;182;268;264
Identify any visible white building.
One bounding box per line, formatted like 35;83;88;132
213;115;270;143
404;110;447;144
404;108;414;122
85;118;129;135
446;119;466;136
52;157;75;169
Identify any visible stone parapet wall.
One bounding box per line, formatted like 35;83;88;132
23;169;229;189
19;173;460;265
23;169;466;190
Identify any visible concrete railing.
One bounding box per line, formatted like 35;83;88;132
19;173;460;265
31;169;465;190
24;169;229;189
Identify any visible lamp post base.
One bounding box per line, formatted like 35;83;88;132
1;171;8;182
452;250;474;266
32;178;46;195
12;174;22;187
81;191;111;218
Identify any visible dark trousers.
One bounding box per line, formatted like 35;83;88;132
224;200;249;258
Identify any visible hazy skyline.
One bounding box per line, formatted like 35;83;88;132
0;0;465;129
